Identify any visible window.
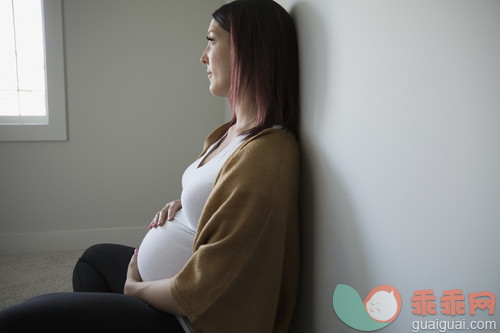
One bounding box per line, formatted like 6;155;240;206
0;0;67;141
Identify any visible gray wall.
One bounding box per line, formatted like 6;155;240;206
0;0;224;253
287;0;500;332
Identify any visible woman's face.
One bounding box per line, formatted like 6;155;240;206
201;19;232;97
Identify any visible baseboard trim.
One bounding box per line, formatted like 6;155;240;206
0;227;147;254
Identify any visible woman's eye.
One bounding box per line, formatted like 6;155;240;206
206;36;214;42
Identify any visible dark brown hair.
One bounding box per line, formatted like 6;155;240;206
212;0;299;137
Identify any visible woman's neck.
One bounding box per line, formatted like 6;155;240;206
230;93;258;135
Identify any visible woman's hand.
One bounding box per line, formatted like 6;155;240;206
149;200;182;229
124;249;142;296
123;249;186;316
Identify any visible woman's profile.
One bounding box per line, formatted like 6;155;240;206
0;0;300;332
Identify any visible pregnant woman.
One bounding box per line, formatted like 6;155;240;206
0;1;300;332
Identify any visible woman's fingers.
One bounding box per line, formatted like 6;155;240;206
148;211;161;229
148;209;165;229
148;200;182;229
158;206;168;226
167;200;181;221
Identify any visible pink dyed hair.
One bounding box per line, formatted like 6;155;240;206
212;0;299;138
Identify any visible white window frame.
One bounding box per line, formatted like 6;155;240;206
0;0;67;141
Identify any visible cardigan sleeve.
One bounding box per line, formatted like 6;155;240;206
170;129;300;333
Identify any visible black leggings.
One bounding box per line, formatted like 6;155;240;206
0;244;184;332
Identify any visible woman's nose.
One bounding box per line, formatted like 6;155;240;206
200;47;208;65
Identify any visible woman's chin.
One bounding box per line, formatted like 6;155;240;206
208;84;230;98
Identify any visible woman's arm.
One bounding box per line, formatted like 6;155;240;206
124;249;186;316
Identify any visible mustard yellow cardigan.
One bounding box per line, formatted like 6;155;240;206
171;124;300;332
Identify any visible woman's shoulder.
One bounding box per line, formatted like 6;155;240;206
202;124;299;169
222;129;299;179
212;127;300;195
241;128;299;157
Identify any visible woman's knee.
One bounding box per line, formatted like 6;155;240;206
72;243;134;293
79;243;120;259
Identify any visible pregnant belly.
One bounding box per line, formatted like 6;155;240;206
137;210;195;281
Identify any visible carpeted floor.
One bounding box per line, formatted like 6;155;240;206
0;250;84;310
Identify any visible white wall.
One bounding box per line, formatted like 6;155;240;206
0;0;224;253
286;1;500;332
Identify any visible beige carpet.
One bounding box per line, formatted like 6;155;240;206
0;250;83;310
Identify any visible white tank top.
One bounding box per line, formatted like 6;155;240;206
180;134;245;232
137;135;244;282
